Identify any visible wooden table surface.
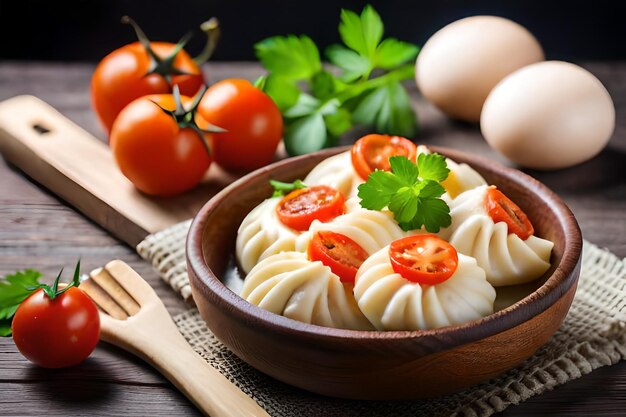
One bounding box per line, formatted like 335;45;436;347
0;61;624;416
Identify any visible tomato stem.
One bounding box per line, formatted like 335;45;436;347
121;16;159;64
40;260;82;300
152;85;226;157
194;18;220;66
121;16;195;87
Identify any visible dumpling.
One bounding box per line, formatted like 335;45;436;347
354;247;495;330
417;146;487;198
295;198;407;255
241;252;374;330
442;158;488;198
304;151;362;199
236;197;299;274
440;185;553;286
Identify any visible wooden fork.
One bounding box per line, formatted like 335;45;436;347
81;260;270;417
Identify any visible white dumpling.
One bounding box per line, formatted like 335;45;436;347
236;197;299;274
304;151;363;198
442;158;488;198
354;247;495;330
295;198;407;255
241;252;374;330
417;146;487;199
440;185;553;286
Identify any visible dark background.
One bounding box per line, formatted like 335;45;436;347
1;0;625;62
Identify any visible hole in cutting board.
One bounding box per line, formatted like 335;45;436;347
32;123;51;135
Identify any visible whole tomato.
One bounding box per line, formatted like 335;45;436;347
197;79;283;172
12;287;100;369
110;92;214;196
91;17;218;134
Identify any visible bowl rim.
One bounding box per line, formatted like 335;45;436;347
187;146;582;348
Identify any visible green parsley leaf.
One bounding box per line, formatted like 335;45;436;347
282;95;344;156
0;269;43;337
270;179;307;197
389;155;419;184
0;269;42;307
357;170;405;210
339;5;384;59
283;93;320;118
311;70;337;100
353;78;418;137
358;154;451;232
257;74;301;112
414;197;451;233
255;35;322;81
417;152;450;182
419;180;447;199
324;108;352;138
360;5;384;57
325;44;370;82
284;113;332;155
375;38;420;69
351;85;386;125
389;187;418;224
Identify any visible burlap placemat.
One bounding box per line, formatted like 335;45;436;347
138;223;626;417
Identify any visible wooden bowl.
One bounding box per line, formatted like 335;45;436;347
186;146;582;400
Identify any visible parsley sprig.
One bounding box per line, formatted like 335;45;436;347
254;5;420;156
270;179;307;197
0;270;42;336
0;261;82;336
358;154;452;232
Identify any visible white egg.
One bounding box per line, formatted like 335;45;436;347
481;61;615;169
416;16;544;122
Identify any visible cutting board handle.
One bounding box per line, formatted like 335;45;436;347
0;95;233;246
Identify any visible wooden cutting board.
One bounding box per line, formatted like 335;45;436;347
0;95;239;247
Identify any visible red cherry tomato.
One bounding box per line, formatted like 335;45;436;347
389;234;459;285
91;41;203;134
276;185;345;231
110;94;212;196
11;287;100;368
308;231;369;283
197;79;283;172
351;134;418;180
484;187;534;240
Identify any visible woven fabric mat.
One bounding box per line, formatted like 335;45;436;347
137;222;626;417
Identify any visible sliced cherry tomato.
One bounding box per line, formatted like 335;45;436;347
110;93;213;196
308;231;369;283
389;234;459;285
11;287;100;368
351;134;418;180
197;79;283;172
276;185;345;231
484;187;534;240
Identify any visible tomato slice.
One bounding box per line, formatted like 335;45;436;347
276;185;345;231
389;235;459;285
308;231;369;283
484;187;534;240
351;134;418;180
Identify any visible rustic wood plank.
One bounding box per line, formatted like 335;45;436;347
0;61;624;416
0;338;168;385
0;383;200;416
